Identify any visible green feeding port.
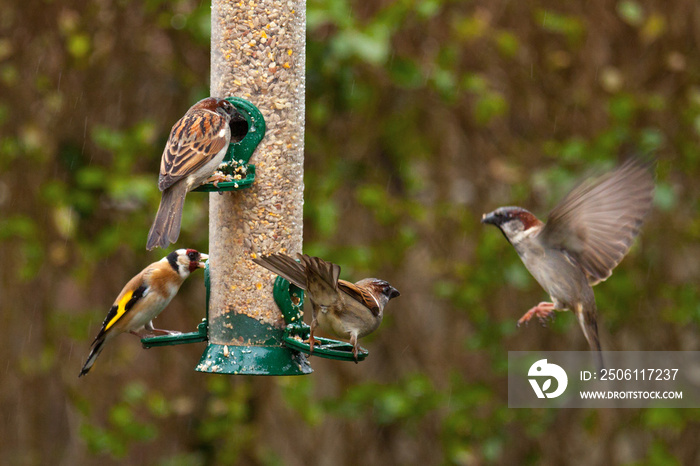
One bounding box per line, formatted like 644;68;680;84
141;267;369;371
193;96;264;193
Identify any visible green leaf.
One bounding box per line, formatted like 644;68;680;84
617;0;645;27
473;91;508;125
535;10;585;45
67;33;91;59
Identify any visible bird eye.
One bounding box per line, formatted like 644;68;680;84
188;251;198;260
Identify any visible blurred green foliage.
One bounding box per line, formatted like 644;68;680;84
1;0;699;465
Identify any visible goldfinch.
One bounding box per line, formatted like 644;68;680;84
79;249;208;377
253;253;400;361
146;97;242;250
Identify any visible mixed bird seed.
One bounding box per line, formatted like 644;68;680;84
208;0;306;343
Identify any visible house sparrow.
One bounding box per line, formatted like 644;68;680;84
252;253;400;361
481;159;654;363
146;97;242;250
79;249;208;377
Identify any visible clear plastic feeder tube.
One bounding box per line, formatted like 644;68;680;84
199;0;308;375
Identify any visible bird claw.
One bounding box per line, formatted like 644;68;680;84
132;328;182;337
517;302;555;328
306;333;321;356
350;335;360;363
307;336;321;347
206;172;230;188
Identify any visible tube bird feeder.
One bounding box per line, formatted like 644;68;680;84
142;0;367;369
200;0;309;375
142;0;309;374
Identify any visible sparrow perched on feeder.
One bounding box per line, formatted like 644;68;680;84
79;249;208;377
481;158;654;364
147;97;243;250
253;253;400;361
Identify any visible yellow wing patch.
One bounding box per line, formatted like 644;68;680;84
105;290;133;331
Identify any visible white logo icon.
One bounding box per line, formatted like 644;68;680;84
528;359;568;398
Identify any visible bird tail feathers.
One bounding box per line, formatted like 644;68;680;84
78;336;107;377
575;302;605;370
146;184;188;250
252;253;308;289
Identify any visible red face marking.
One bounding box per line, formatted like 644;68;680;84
185;249;201;272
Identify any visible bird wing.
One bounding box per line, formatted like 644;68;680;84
158;109;230;191
299;255;342;309
338;280;381;317
92;276;149;343
299;254;339;290
252;253;308;289
541;158;654;285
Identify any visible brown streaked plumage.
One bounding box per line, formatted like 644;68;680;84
252;253;400;361
481;158;654;367
147;97;242;250
79;249;208;377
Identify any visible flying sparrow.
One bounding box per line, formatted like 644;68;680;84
79;249;208;377
481;159;654;363
252;253;400;361
146;97;242;250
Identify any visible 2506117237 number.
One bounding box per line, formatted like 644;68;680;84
600;368;678;381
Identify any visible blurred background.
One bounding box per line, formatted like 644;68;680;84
1;0;699;464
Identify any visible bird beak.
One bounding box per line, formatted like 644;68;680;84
481;211;498;225
389;287;400;300
198;253;209;268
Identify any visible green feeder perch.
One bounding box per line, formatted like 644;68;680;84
193;97;263;193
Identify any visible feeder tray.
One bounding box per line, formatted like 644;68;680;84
193;96;264;193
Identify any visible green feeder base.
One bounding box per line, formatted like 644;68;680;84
195;343;313;375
